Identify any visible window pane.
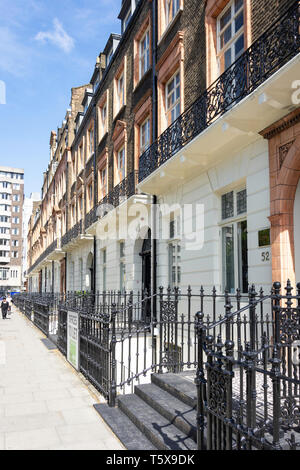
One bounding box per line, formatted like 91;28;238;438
222;191;234;219
220;7;232;30
222;226;235;293
220;25;232;48
235;11;244;32
235;0;243;13
234;34;244;58
224;48;232;69
238;220;248;293
237;189;247;214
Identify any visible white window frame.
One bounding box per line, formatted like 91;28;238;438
168;213;181;288
165;71;181;126
88;127;94;157
217;0;244;73
100;166;107;198
117;73;125;112
117;147;126;182
140;117;150;155
220;187;248;294
123;8;132;31
101;102;107;137
139;29;150;79
119;241;126;291
102;249;107;291
165;0;180;28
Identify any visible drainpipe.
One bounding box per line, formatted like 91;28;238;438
152;195;157;323
52;261;54;294
152;0;158;142
65;254;67;294
151;0;158;322
93;101;97;296
93;236;97;296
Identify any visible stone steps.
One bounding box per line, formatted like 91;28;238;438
117;393;197;450
135;383;197;442
93;403;156;450
94;371;198;450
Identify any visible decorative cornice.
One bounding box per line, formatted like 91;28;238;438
260;108;300;140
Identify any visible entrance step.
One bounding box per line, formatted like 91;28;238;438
93;403;157;450
117;393;197;450
135;383;197;441
94;370;198;450
151;371;197;408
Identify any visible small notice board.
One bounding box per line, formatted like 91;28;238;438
67;310;80;371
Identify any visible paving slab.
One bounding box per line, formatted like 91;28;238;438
0;304;124;450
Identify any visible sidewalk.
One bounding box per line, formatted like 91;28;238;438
0;303;124;450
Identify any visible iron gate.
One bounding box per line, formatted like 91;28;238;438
195;282;300;450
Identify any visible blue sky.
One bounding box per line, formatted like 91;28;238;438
0;0;120;197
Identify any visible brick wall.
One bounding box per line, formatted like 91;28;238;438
94;0;153;190
251;0;295;42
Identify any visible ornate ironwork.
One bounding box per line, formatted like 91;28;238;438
139;1;300;182
27;238;60;274
85;171;138;230
15;279;300;450
61;220;82;247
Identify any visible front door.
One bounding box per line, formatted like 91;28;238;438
140;230;151;322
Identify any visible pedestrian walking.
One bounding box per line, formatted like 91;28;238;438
1;297;10;319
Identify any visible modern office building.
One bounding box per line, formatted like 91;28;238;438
0;166;24;294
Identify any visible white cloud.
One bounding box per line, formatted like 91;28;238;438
35;18;74;53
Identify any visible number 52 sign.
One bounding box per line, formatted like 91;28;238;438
261;249;271;263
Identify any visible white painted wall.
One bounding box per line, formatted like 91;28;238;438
155;137;272;294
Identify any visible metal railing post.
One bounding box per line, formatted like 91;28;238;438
109;303;117;407
195;311;206;450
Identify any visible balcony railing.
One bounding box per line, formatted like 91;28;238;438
27;238;62;275
138;1;300;183
61;219;83;247
85;170;138;230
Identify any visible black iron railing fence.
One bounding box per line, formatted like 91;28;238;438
13;281;300;449
138;0;300;182
27;238;61;275
12;292;61;337
61;220;82;247
195;281;300;450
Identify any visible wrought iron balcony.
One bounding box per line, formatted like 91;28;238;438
85;170;138;230
61;219;83;247
27;238;62;275
138;1;300;183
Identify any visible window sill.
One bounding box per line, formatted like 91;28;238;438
133;67;152;93
113;104;126;123
158;8;183;46
98;131;108;148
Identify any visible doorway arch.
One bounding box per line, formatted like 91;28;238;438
268;133;300;287
139;229;151;294
139;229;152;322
86;252;94;293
